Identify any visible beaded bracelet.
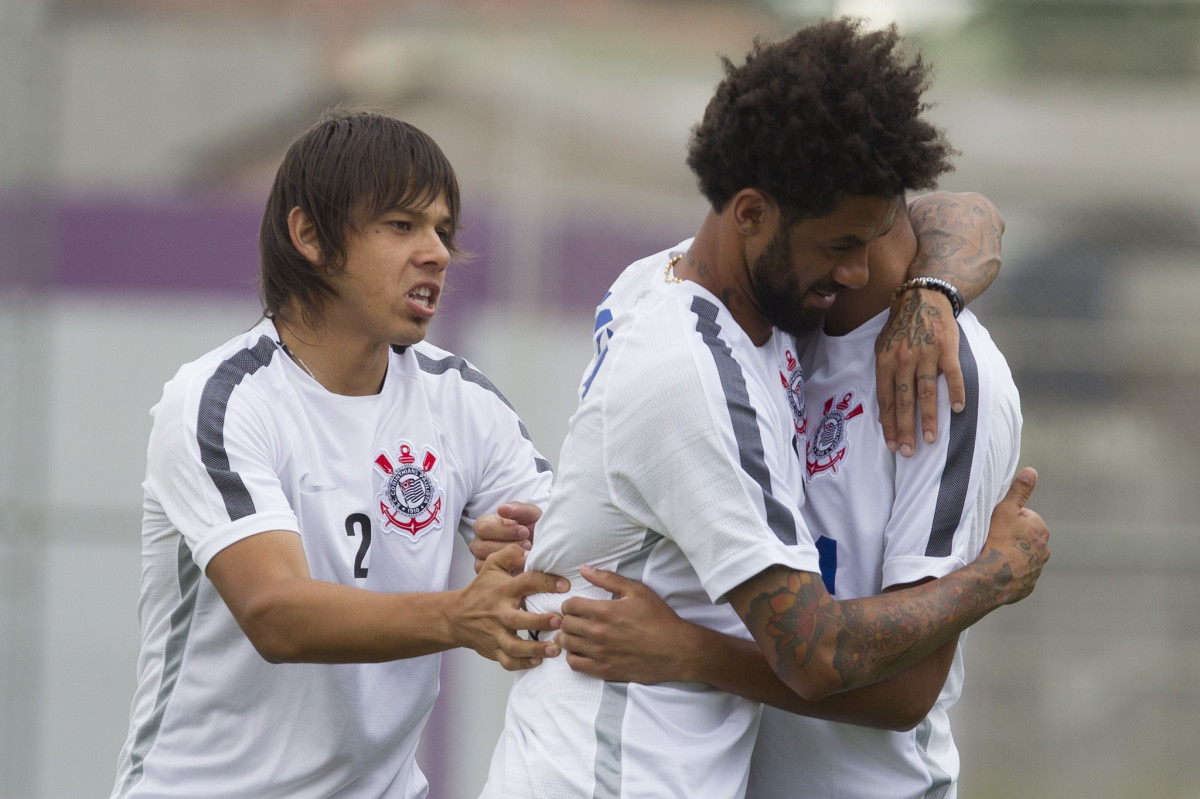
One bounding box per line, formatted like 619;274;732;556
889;276;964;318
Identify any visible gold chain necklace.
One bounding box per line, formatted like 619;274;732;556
664;252;684;284
280;342;317;381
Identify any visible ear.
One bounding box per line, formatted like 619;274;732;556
287;206;323;266
729;189;779;240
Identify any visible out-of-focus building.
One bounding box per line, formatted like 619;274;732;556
2;1;1197;797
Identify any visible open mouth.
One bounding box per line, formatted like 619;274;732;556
408;286;438;312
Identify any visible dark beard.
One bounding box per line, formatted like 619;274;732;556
749;229;828;341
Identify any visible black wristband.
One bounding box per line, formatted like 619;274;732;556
890;277;964;318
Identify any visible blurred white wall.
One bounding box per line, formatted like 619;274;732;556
3;2;1200;798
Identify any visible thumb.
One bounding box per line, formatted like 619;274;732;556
1001;467;1038;511
579;564;635;598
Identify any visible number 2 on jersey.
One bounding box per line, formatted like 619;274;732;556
345;513;372;578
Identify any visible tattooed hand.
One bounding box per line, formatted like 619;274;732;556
874;288;960;457
979;467;1050;605
876;192;1006;456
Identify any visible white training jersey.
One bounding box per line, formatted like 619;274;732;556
480;243;821;799
112;318;552;799
747;308;1021;799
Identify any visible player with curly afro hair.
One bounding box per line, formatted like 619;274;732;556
476;17;1048;799
687;16;956;222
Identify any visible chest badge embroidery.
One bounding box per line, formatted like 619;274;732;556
806;391;865;478
374;442;444;538
780;348;806;437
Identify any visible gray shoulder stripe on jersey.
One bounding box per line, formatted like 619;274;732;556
414;351;552;474
690;296;798;546
117;537;202;796
592;530;663;799
196;335;277;521
926;324;979;557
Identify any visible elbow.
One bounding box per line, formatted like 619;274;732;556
243;623;302;665
236;599;306;664
883;703;933;732
250;638;299;665
870;691;939;732
780;658;846;703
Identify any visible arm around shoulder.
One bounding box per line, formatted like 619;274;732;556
906;191;1005;304
878;191;1007;453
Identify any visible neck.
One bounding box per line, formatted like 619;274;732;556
273;314;390;396
676;212;773;346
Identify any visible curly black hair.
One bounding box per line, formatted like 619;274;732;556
686;17;955;221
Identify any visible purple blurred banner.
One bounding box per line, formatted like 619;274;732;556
1;193;681;310
54;195;264;295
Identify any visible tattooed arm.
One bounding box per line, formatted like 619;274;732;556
725;467;1045;702
559;567;954;730
876;192;1005;456
905;191;1004;301
561;469;1048;708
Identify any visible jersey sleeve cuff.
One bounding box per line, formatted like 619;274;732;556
882;554;969;590
190;511;301;571
705;540;821;605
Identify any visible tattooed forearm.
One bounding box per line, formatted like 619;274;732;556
906;192;1004;304
828;550;1012;689
742;550;1016;694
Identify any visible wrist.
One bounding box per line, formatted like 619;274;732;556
890;277;964;318
673;624;716;683
973;546;1018;607
437;588;467;649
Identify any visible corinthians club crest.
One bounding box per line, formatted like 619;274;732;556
806;391;864;479
780;348;806;437
374;442;444;538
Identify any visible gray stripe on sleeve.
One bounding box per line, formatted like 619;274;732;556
592;531;663;799
926;326;978;557
117;536;202;796
196;335;278;521
414;350;552;474
690;297;797;545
